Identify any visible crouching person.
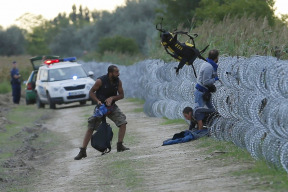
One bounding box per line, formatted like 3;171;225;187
74;65;129;160
183;106;215;138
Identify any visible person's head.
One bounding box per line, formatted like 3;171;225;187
208;49;219;63
12;61;17;68
108;65;119;81
183;107;193;120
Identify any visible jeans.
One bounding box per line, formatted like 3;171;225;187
194;89;213;109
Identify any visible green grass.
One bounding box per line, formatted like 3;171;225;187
0;105;61;192
0;80;12;94
109;159;144;189
126;98;145;105
0;55;32;83
161;117;186;125
126;98;145;113
150;15;288;61
195;137;288;191
133;108;143;113
81;51;145;66
94;123;142;191
123;99;288;191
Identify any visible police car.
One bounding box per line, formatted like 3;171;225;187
35;57;95;109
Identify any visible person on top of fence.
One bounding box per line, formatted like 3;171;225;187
74;65;129;160
194;49;219;110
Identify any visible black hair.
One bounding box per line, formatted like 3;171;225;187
108;65;117;74
183;107;193;114
208;49;219;61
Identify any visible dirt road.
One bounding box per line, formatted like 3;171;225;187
31;100;259;192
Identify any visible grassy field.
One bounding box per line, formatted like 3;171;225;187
81;51;145;66
149;16;288;62
0;55;32;94
0;80;12;94
159;118;288;192
0;55;32;82
197;137;288;191
0;105;61;191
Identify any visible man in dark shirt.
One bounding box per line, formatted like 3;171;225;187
10;61;21;104
183;106;215;131
74;65;129;160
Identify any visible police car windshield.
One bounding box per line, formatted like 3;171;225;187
48;66;87;82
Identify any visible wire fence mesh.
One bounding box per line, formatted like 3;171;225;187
82;56;288;173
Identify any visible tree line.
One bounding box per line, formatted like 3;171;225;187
0;0;283;57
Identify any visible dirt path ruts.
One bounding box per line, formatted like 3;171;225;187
32;100;259;192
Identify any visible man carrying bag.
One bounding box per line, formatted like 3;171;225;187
74;65;129;160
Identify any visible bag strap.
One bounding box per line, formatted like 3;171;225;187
101;116;107;123
101;147;111;155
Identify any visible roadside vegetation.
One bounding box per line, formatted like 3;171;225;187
128;99;288;192
197;137;288;191
0;0;287;189
0;105;60;191
1;0;288;88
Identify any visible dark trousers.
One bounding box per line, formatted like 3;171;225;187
12;84;21;104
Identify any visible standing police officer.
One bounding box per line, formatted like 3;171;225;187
10;61;21;104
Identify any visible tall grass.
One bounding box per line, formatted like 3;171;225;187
81;51;145;66
150;16;288;60
0;81;11;94
0;55;32;83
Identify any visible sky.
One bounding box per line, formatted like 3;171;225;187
0;0;126;29
0;0;287;29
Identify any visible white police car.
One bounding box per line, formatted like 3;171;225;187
35;57;95;109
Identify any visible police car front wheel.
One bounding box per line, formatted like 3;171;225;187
47;92;56;109
36;93;45;109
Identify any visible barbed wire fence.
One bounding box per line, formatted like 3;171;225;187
82;56;288;173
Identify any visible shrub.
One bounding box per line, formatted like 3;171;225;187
149;15;288;60
0;81;11;94
98;36;140;55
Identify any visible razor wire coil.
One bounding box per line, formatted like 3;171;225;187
82;56;288;173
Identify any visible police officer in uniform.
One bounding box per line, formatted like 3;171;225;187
74;65;129;160
10;61;21;104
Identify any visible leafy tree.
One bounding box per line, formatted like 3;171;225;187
195;0;276;26
16;13;46;32
84;7;90;22
0;26;26;56
157;0;276;28
98;36;139;55
69;4;77;25
49;25;83;57
26;26;50;55
83;0;159;54
157;0;201;29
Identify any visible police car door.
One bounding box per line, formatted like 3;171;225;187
37;69;49;102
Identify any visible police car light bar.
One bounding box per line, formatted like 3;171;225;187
44;59;59;65
62;57;76;62
44;57;77;65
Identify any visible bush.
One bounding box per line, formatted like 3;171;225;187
98;36;140;55
0;81;11;94
149;15;288;60
81;51;144;66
